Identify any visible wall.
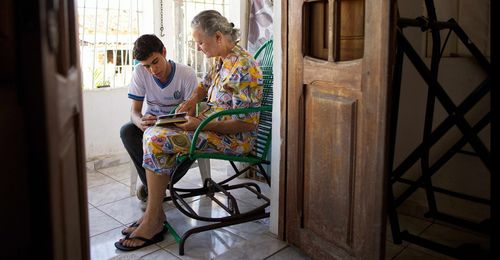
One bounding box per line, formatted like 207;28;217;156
395;0;490;222
83;87;130;159
269;0;282;235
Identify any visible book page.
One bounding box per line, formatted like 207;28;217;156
155;112;187;125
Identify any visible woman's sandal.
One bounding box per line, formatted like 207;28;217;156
121;221;140;235
121;221;168;236
114;230;165;251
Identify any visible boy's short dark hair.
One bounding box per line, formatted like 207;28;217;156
133;34;164;61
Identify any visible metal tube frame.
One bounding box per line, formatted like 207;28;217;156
164;158;271;255
387;0;491;257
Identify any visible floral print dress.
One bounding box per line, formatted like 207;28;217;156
142;45;263;175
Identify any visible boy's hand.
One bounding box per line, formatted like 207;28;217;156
139;114;157;131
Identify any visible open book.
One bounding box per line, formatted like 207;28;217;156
155;112;188;126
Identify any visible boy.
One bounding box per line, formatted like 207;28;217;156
120;34;197;200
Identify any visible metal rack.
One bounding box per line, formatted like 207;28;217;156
387;0;491;258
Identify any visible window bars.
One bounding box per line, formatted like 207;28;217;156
78;0;144;89
78;0;235;88
174;0;229;79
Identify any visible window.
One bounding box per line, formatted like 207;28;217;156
168;0;240;78
78;0;152;89
78;0;240;88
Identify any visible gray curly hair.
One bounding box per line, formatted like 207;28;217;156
191;10;240;43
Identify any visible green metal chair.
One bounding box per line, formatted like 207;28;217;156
166;39;274;255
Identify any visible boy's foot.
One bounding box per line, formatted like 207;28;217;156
136;184;148;202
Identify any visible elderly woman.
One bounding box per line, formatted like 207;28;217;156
115;10;263;251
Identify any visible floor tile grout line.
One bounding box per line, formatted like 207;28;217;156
418;221;434;236
117;178;132;186
396;222;470;259
89;224;127;239
390;244;408;260
88;206;129;238
134;248;163;259
395;209;484;237
149;247;182;259
95;167;131;183
387;214;435;259
430;217;490;238
163;246;188;259
93;195;196;230
87;178;131;194
263;245;290;259
156;237;179;249
86;173;130;190
91;195;143;227
97;206;130;226
397;222;489;258
90;194;135;209
90;203;180;246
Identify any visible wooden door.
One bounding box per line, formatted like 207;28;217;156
1;0;87;258
46;0;89;258
285;0;395;258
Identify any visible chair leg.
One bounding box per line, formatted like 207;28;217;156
197;158;211;182
168;158;271;256
129;160;138;196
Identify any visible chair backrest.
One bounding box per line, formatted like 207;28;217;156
253;39;273;161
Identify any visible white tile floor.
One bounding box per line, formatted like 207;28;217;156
385;212;490;259
86;157;489;259
86;158;303;260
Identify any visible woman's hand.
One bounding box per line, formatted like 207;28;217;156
176;100;197;116
175;116;201;131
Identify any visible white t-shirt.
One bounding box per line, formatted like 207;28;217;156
128;60;197;116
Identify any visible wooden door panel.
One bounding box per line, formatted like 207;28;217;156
60;130;84;257
339;0;364;60
303;58;362;89
57;70;81;128
303;84;361;251
303;1;329;60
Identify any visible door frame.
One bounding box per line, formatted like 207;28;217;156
277;0;289;240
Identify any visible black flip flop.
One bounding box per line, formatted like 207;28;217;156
121;221;140;235
121;221;169;236
114;230;165;251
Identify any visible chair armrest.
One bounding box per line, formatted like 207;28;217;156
188;106;272;156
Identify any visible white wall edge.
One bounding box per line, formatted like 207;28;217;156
269;0;282;236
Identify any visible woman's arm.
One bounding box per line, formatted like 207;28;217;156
176;85;207;116
176;116;256;134
204;118;256;133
